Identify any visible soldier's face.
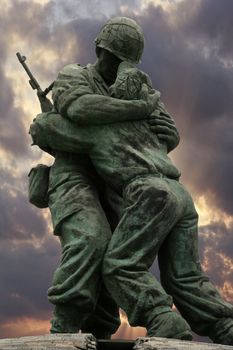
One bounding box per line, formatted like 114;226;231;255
97;49;122;85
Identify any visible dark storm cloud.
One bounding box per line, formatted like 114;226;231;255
0;171;47;241
0;236;60;325
52;0;140;21
185;0;233;60
125;1;233;215
0;165;59;325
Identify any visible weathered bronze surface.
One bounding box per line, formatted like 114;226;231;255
29;16;233;345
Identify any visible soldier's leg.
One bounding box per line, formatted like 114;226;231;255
102;176;192;340
80;185;122;338
48;191;118;334
81;284;120;339
158;180;233;345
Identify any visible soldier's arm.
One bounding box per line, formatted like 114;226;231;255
30;112;92;154
141;73;180;153
148;102;180;153
53;64;156;125
66;94;154;125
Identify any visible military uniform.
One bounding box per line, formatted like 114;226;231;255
30;16;233;344
47;63;122;336
31;62;233;343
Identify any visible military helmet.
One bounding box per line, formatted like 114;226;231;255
95;17;144;64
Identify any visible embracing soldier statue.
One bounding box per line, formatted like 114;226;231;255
23;17;233;345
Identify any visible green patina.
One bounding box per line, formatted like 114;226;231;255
29;16;233;345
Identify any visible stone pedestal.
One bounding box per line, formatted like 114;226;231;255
135;337;233;349
0;333;95;350
0;334;232;350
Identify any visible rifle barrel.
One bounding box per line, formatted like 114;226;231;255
16;52;41;91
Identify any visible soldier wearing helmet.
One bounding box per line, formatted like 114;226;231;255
32;45;233;343
34;16;233;342
92;17;145;87
31;16;233;345
30;16;171;338
95;17;144;64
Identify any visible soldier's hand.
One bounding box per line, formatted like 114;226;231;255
140;84;160;116
29;114;54;155
148;112;180;152
37;90;53;113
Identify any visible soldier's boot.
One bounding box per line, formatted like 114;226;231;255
211;318;233;345
146;311;192;340
50;319;78;333
50;304;84;333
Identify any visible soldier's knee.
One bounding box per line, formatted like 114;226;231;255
62;235;107;265
102;254;119;281
102;256;112;278
140;184;176;215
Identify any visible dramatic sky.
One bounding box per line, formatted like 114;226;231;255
0;0;233;342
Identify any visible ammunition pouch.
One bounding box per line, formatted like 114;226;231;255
28;164;50;208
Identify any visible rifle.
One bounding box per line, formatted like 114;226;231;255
16;52;54;112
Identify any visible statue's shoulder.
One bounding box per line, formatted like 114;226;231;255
58;63;87;79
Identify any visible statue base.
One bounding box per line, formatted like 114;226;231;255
0;334;232;349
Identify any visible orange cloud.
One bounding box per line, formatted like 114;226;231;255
0;317;50;339
195;195;233;228
219;281;233;303
0;313;146;340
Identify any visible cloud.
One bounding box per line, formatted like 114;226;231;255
199;219;233;295
129;1;233;215
0;168;47;241
185;0;233;62
0;317;50;339
0;236;60;328
0;163;60;330
0;64;30;156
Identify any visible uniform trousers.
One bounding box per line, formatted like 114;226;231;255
101;175;233;339
48;172;233;340
47;172;120;336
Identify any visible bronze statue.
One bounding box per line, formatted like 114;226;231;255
29;17;233;345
